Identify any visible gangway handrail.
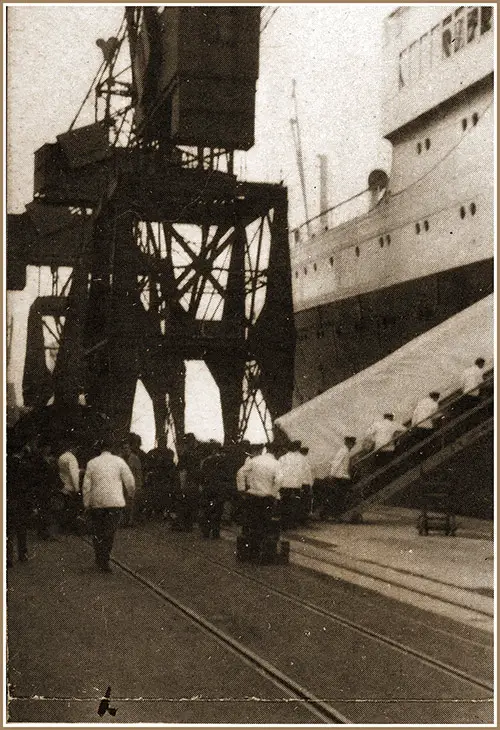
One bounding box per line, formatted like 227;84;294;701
347;415;493;516
340;387;493;515
351;371;493;474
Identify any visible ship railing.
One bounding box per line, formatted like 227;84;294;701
342;371;494;512
290;188;370;246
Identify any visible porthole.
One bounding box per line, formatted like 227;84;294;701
329;256;334;267
417;142;422;154
386;234;391;245
379;236;384;247
313;263;317;272
470;202;477;215
460;206;466;219
461;118;467;131
415;222;421;234
425;138;431;150
424;220;429;232
472;112;479;126
355;246;360;257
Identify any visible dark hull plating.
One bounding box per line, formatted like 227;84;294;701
293;258;493;406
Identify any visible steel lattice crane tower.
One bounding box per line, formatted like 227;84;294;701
7;7;296;449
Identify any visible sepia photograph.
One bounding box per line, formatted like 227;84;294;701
5;3;494;725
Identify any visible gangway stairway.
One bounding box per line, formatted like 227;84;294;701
342;373;493;521
275;295;494;520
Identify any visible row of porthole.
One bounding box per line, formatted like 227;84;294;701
415;220;430;234
461;112;479;131
460;202;477;218
296;234;393;277
299;307;438;341
296;203;478;278
416;138;431;154
418;109;481;155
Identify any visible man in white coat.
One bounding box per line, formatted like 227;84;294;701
82;435;135;572
57;442;81;533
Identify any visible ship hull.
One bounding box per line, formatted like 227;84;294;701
293;257;493;406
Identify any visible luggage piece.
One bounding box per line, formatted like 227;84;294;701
260;537;278;565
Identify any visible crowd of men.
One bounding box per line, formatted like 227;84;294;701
324;357;490;521
6;358;489;571
6;429;314;571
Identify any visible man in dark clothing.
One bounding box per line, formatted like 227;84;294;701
199;442;226;538
173;433;200;532
6;441;33;567
144;447;176;519
31;441;60;539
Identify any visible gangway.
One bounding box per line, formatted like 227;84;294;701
342;374;493;520
275;294;493;479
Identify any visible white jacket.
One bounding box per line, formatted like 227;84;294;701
277;451;313;489
239;453;281;499
83;451;135;509
58;451;80;494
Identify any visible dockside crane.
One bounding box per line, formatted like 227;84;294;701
7;7;296;450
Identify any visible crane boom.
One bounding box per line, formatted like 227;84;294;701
290;80;310;234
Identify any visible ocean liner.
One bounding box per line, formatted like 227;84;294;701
290;5;494;407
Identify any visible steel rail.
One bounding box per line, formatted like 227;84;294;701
190;529;492;650
173;538;493;694
109;553;351;725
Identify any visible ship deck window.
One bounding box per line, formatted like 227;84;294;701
303;266;307;275
472;112;479;126
355;246;360;257
453;9;465;52
442;15;452;58
461;118;467;131
329;256;334;267
399;48;409;89
470;202;477;216
416;222;421;234
425;138;431;150
295;271;299;279
379;236;384;248
313;263;317;272
467;7;479;42
480;6;493;34
386;234;391;245
460;206;466;219
424;220;429;232
417;142;422;154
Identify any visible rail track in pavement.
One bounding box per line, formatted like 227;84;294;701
103;525;493;724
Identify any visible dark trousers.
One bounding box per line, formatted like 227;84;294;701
90;508;122;568
174;488;199;531
280;489;303;530
300;485;313;521
241;495;278;560
407;427;435;462
199;494;225;538
7;513;28;565
36;495;54;539
59;493;81;533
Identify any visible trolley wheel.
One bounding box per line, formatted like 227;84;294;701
417;515;427;535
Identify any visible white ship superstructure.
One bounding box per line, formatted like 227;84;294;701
291;6;494;405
